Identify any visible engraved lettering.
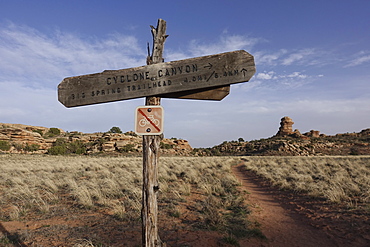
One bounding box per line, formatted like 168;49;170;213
186;65;191;73
192;64;198;72
171;68;176;75
178;66;183;74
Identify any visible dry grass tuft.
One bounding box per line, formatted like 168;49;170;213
241;156;370;207
0;155;255;245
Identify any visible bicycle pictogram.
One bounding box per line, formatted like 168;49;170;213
139;115;160;127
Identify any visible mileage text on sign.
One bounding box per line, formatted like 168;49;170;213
58;50;255;107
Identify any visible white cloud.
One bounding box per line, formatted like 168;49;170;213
254;49;288;65
0;23;146;88
188;34;261;57
256;71;275;80
281;48;316;65
344;51;370;67
286;72;307;79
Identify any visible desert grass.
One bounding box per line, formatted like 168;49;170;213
240;156;370;207
0;154;253;246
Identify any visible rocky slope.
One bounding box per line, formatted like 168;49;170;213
1;117;369;156
194;117;370;156
0;123;192;155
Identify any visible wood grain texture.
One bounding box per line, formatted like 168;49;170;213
58;50;255;107
142;19;166;247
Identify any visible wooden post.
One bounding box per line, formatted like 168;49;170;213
142;19;168;247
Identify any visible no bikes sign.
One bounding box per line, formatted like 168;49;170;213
135;106;164;135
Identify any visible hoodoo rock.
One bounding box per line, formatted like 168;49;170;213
276;116;294;136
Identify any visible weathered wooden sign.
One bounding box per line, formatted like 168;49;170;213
58;50;255;107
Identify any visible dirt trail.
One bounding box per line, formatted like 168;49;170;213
232;163;340;247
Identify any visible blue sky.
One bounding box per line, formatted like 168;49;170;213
0;0;369;147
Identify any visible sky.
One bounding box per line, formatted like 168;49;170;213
0;0;369;148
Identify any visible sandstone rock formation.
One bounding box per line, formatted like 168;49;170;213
276;116;294;136
0;123;193;155
304;130;320;138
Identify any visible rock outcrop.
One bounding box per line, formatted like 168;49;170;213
194;116;370;156
0;123;193;155
276;116;294;136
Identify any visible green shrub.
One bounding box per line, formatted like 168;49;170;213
47;140;87;155
119;144;136;153
32;129;43;136
160;142;173;149
46;128;61;137
55;138;67;146
24;143;40;152
124;131;138;137
48;145;67;155
108;126;122;134
0;140;11;151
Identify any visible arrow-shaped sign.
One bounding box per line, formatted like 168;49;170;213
58;50;255;108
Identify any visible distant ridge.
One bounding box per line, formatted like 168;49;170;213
193;117;370;156
1;118;369;156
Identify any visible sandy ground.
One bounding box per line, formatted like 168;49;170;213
233;163;370;247
1;163;369;246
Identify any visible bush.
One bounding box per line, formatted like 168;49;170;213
55;138;67;146
47;140;86;155
124;131;138;137
32;129;43;136
24;143;40;152
46;128;61;137
48;145;67;155
108;127;122;134
119;144;136;153
67;140;86;154
160;142;173;149
0;140;11;151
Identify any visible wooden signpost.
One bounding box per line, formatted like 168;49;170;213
58;19;255;247
58;50;255;107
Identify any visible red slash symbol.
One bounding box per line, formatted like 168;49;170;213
138;108;161;132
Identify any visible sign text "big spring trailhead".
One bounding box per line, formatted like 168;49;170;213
58;50;255;107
